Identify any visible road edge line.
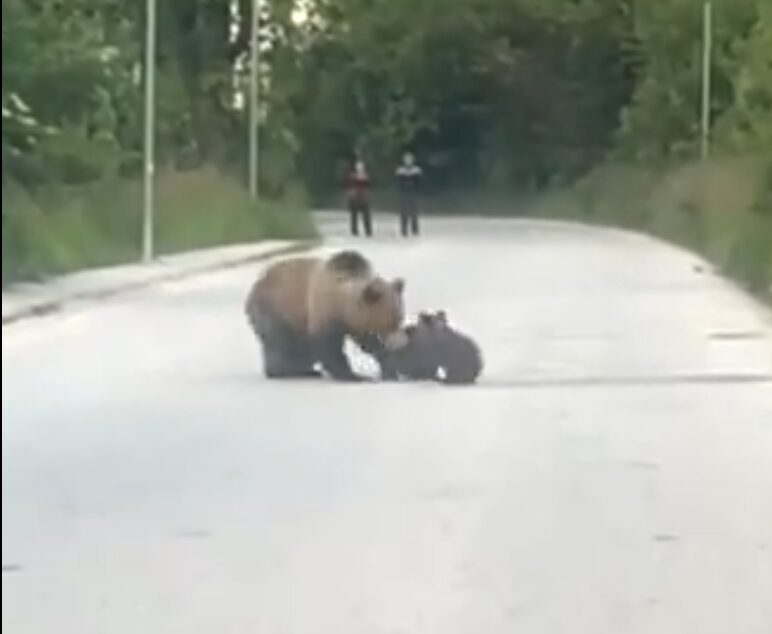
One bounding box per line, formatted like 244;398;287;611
2;240;318;327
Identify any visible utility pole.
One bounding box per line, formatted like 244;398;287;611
700;1;713;161
248;0;260;201
142;0;157;261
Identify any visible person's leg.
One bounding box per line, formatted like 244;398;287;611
349;199;359;236
362;200;373;237
399;199;409;237
410;198;419;235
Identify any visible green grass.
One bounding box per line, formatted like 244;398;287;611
528;156;772;303
723;211;772;295
2;167;316;286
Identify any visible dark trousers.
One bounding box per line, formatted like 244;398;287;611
399;196;419;236
348;197;372;236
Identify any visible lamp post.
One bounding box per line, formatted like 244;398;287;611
142;0;157;261
700;2;713;161
248;0;260;201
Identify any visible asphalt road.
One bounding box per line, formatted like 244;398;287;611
3;213;772;633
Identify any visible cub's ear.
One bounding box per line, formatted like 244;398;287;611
418;311;433;324
391;278;405;294
362;282;382;304
436;310;448;324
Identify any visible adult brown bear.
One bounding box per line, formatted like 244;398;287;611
245;250;405;381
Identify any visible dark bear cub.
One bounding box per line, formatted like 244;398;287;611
379;311;483;384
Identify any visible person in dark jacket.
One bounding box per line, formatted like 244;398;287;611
395;152;423;237
346;159;373;237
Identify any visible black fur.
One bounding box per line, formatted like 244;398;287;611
314;322;366;382
378;311;483;384
250;309;321;378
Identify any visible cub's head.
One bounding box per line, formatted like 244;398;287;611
384;310;448;351
348;277;406;336
416;310;448;329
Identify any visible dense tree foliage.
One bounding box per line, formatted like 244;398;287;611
2;0;770;196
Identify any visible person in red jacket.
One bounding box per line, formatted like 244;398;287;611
346;159;373;237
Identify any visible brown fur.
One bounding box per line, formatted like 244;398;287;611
245;250;405;381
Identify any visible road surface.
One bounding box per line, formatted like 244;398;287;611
3;214;772;633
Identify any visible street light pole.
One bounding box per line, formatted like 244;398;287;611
142;0;157;262
700;1;713;161
248;0;260;201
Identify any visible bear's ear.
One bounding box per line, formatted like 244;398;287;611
419;311;433;324
391;278;405;294
436;310;448;324
362;282;382;304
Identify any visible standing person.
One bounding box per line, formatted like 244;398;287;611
395;152;423;237
346;158;373;237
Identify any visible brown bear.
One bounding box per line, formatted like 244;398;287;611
377;310;483;384
245;249;405;381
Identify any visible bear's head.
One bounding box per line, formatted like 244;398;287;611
348;277;406;336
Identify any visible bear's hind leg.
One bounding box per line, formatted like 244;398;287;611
259;319;322;379
263;340;322;378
